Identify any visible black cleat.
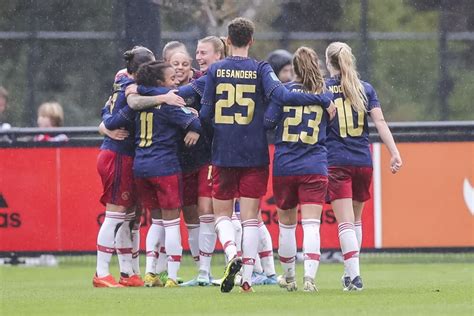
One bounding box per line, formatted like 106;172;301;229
345;276;364;291
220;256;242;293
341;274;351;289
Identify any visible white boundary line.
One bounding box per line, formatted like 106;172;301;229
373;143;382;249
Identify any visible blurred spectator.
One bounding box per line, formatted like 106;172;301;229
266;49;294;83
34;101;68;142
0;86;11;129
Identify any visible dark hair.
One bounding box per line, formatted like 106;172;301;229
136;61;173;86
267;49;293;76
228;17;254;48
123;46;155;74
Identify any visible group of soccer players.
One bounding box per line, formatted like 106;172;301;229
93;17;402;293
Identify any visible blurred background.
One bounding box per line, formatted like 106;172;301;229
0;0;473;127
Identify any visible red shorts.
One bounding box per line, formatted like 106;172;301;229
273;174;328;210
135;174;183;210
328;166;373;202
97;149;136;208
212;166;269;200
182;164;213;207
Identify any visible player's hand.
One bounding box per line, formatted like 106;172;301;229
125;84;138;97
187;107;199;116
326;101;336;120
390;154;402;174
107;128;129;141
163;90;186;107
184;131;200;147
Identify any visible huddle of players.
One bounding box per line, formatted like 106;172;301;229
94;17;402;293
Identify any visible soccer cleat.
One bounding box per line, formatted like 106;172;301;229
196;271;210;286
263;274;278;285
157;271;182;284
180;278;200;287
164;278;179;288
220;256;242;293
282;277;298;292
211;277;223;286
239;281;255;293
341;274;351;290
251;272;267;285
344;276;364;291
119;274;145;287
93;274;124;288
303;277;318;292
144;273;163;287
277;274;287;288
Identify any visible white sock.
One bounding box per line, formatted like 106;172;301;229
145;219;162;274
155;246;167;274
231;213;242;258
215;216;237;261
278;222;297;280
199;215;216;276
302;219;321;280
186;223;200;267
241;219;259;286
355;221;362;250
131;228;141;275
96;211;126;277
164;218;182;281
253;255;264;274
115;214;134;277
258;222;276;276
338;222;360;281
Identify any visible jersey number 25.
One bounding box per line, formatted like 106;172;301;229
215;83;256;125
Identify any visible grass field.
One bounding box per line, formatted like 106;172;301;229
1;253;473;315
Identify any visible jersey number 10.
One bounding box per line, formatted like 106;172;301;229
334;98;364;137
215;83;256;125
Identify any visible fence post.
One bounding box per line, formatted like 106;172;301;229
124;0;161;54
438;0;451;120
25;0;39;126
359;0;370;82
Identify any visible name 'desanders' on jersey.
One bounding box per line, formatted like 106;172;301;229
265;82;329;176
200;57;282;167
100;75;136;156
132;87;202;178
325;77;381;167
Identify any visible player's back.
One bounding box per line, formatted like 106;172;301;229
270;82;329;176
325;77;379;167
100;75;136;156
204;56;270;167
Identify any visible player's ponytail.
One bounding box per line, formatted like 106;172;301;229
136;60;172;87
293;46;325;94
123;46;155;75
326;42;367;112
198;36;228;60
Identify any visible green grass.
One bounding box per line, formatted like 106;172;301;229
1;254;473;315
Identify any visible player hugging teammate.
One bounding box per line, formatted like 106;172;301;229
94;16;402;293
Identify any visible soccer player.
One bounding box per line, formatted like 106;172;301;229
95;47;185;288
265;47;330;292
200;17;335;293
132;60;202;288
325;42;402;291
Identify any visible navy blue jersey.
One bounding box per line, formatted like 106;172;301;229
265;82;329;176
100;75;136;156
132;87;202;178
137;83;211;173
325;77;380;167
200;57;333;168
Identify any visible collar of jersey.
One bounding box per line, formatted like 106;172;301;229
227;56;250;60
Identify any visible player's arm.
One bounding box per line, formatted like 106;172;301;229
366;83;402;174
126;85;186;110
199;67;216;123
98;121;129;140
263;101;283;130
101;93;135;130
166;106;203;147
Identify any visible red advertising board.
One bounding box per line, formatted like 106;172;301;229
0;146;374;252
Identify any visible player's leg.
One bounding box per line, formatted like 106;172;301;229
328;167;361;291
144;208;164;287
130;206;142;277
238;167;269;293
197;192;216;285
257;211;277;284
352;166;373;250
182;170;201;269
353;201;364;249
94;150;130;287
156;174;184;288
274;175;298;292
299;174;328;292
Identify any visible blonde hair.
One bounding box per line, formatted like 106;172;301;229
38;102;64;127
293;47;325;94
326;42;367;112
198;36;228;60
162;41;188;61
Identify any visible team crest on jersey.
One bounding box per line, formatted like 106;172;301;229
121;192;130;201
